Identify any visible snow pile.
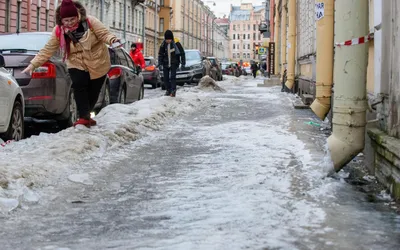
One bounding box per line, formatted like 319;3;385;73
0;91;208;207
197;75;226;92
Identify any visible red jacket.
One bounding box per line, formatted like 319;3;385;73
129;49;145;69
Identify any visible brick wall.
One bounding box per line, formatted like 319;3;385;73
0;0;56;34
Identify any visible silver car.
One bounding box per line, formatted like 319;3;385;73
0;55;24;141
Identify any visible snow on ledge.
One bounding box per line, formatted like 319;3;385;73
0;89;209;207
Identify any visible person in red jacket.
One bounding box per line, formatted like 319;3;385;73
129;43;145;69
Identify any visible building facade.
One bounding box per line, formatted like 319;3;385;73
0;0;56;34
85;0;145;51
144;0;158;57
228;3;265;62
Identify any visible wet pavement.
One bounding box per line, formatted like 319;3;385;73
1;77;400;250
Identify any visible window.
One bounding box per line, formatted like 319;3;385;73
45;9;49;30
247;34;250;39
117;49;128;66
253;33;256;40
243;24;245;30
233;34;236;39
253;24;256;31
37;6;40;31
258;34;261;40
243;44;245;49
248;24;250;30
113;0;117;27
160;18;165;33
160;0;164;6
5;0;10;32
135;9;138;33
247;53;250;58
233;25;236;31
248;44;250;49
233;44;235;49
233;53;236;59
124;51;135;68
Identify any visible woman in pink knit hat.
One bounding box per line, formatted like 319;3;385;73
22;0;120;128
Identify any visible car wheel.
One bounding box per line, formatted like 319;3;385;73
119;86;126;104
101;84;111;109
59;91;78;129
138;84;144;100
2;100;24;141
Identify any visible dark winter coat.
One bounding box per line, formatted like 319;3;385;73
158;38;186;68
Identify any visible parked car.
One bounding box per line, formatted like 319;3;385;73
0;55;24;141
244;66;252;75
207;57;223;81
142;56;161;89
0;32;110;128
160;49;204;88
221;62;232;75
108;47;144;104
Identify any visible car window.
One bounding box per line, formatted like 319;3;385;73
185;51;201;61
123;50;135;68
145;59;152;66
116;49;128;67
0;34;52;51
109;49;119;65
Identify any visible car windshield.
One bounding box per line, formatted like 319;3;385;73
0;34;51;51
185;51;201;61
145;59;152;66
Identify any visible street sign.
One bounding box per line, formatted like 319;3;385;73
268;42;275;75
315;2;325;20
258;47;266;55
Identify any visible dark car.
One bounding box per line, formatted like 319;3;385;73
161;49;204;88
0;32;110;128
108;47;144;104
142;56;161;89
207;57;223;81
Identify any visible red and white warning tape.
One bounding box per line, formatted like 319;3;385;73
335;33;374;47
1;140;13;147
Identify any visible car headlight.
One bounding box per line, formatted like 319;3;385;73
191;64;202;70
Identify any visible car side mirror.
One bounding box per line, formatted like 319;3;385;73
0;55;5;67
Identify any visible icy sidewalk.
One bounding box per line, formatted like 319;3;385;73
0;79;224;210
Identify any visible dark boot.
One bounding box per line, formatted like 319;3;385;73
165;90;171;96
170;90;176;97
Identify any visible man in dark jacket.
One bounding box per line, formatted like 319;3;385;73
251;61;258;78
158;30;186;97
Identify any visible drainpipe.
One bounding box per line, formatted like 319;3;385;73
280;0;287;81
270;0;275;41
327;0;368;172
274;0;280;76
310;0;334;120
123;0;127;43
284;0;296;89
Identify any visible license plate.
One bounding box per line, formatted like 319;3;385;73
5;68;13;75
176;74;188;78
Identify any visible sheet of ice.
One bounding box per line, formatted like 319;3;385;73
0;85;218;202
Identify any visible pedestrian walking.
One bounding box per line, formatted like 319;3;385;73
158;30;186;97
22;0;120;128
129;43;145;69
251;61;258;78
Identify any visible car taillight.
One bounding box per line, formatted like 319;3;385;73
107;67;122;79
32;62;56;79
144;65;155;71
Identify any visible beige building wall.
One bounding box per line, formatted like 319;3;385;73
228;3;265;62
145;0;157;57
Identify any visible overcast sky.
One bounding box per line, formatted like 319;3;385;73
203;0;265;18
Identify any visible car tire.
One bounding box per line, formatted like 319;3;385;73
2;100;24;141
59;91;78;129
138;84;144;100
119;86;126;104
101;83;111;109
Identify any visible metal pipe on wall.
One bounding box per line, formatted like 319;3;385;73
280;0;287;81
274;0;280;76
327;0;369;172
284;0;296;89
310;0;334;120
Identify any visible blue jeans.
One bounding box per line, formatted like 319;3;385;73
163;65;177;92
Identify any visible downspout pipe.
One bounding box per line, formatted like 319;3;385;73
327;0;368;172
274;0;280;76
280;0;287;82
310;0;334;120
284;0;296;89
